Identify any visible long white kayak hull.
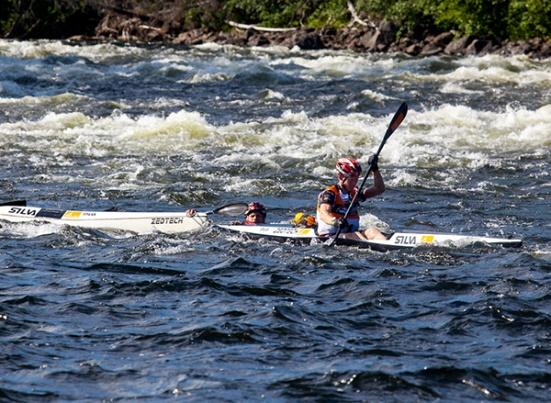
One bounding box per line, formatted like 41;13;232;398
0;205;209;235
217;224;522;250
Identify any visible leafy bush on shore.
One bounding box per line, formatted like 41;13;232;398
507;0;551;39
222;0;351;28
0;0;99;39
0;0;549;41
356;0;550;40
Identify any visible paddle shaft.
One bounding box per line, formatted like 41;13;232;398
328;102;408;245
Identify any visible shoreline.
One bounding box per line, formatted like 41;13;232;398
63;14;551;59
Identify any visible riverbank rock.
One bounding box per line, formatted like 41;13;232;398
89;12;551;59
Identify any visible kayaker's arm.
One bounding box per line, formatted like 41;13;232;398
318;202;338;225
362;168;385;198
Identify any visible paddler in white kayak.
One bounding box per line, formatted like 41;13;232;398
317;155;387;241
240;202;267;225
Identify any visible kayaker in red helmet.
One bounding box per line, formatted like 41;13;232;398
316;155;387;240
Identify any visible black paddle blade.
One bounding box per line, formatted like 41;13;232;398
381;102;408;146
0;200;27;207
389;102;408;133
213;203;248;216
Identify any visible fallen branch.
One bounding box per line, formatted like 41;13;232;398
227;21;296;33
138;25;163;33
347;1;377;30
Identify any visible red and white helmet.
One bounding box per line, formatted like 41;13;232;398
244;202;266;217
336;157;362;177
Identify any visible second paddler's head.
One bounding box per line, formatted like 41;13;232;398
243;202;266;225
336;156;361;191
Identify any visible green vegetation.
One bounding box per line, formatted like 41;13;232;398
306;0;350;28
507;0;551;39
0;0;549;40
355;0;550;39
0;0;99;39
222;0;350;28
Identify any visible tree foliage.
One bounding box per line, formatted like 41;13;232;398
433;0;510;38
355;0;550;40
223;0;327;28
0;0;99;39
355;0;435;37
507;0;551;39
306;0;350;28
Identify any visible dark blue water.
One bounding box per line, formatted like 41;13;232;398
0;40;550;401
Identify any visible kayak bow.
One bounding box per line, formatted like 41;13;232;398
0;204;209;234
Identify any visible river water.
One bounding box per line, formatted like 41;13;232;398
0;39;550;401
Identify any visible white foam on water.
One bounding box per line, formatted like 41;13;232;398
0;109;217;159
0;39;148;63
0;92;86;106
283;53;394;73
439;82;483;95
359;213;391;232
0;221;61;238
136;97;187;109
399;104;549;155
1;39;548;192
186;72;230;83
418;54;551;87
2;39;549;90
260;89;287;101
115;110;214;146
193;42;230;52
360;89;395;102
2;102;548;186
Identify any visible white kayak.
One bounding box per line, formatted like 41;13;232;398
217;223;522;251
0;202;209;235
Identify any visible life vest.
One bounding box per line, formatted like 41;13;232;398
316;184;363;235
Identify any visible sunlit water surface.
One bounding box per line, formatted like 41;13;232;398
1;39;550;401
